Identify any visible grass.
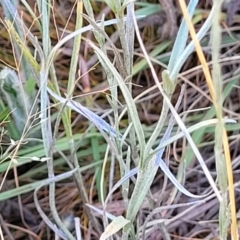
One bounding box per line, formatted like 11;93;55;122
0;0;240;239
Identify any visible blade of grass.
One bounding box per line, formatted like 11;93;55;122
170;4;215;81
33;167;79;240
37;0;75;238
20;0;42;32
0;167;79;201
61;1;101;233
211;0;230;238
168;0;198;74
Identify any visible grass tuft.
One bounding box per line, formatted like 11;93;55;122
0;0;239;239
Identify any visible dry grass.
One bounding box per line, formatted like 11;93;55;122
0;0;240;239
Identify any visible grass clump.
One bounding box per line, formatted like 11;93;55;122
0;0;239;239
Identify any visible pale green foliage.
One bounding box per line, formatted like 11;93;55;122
0;68;38;139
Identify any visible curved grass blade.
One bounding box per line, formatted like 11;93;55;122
47;88;119;138
168;0;198;74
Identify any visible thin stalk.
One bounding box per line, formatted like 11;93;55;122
33;168;79;240
2;0;32;81
119;1;137;208
144;99;169;163
39;0;74;238
211;0;231;239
